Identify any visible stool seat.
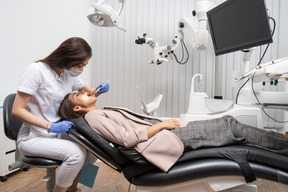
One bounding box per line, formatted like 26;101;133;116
22;156;62;167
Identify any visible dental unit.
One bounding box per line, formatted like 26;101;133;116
5;0;286;191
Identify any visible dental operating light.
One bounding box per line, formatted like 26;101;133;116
87;0;127;32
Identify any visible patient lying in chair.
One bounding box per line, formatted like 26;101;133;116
59;90;288;172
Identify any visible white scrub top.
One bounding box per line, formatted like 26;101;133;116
17;62;85;142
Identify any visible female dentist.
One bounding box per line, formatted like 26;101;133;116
12;37;109;192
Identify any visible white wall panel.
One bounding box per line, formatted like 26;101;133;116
0;0;92;102
91;0;288;126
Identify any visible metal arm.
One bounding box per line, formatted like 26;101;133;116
135;0;215;64
135;33;175;64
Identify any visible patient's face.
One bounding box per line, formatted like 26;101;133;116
69;91;97;108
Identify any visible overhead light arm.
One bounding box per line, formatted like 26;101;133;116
116;0;125;15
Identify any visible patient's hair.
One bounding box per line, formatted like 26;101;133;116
59;94;85;119
38;37;92;69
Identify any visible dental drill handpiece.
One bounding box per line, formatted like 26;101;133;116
93;87;101;95
93;80;109;95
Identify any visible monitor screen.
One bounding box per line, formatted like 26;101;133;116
207;0;273;56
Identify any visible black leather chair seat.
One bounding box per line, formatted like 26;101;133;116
127;159;288;186
68;117;288;188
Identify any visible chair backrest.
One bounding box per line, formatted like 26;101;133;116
69;117;153;172
70;117;129;166
3;93;23;140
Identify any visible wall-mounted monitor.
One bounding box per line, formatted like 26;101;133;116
207;0;273;56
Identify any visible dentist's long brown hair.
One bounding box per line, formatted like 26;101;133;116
38;37;92;69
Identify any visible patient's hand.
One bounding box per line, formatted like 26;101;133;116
284;132;288;139
160;119;181;130
147;119;180;138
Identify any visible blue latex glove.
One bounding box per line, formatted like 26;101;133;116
48;121;75;133
96;82;110;93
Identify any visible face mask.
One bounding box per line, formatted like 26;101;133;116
64;67;83;77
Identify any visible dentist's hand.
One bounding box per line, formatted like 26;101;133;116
48;121;75;133
96;82;110;94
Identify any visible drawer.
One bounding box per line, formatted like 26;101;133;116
1;152;18;175
4;138;16;152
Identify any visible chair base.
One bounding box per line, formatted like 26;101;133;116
43;167;57;192
136;175;259;192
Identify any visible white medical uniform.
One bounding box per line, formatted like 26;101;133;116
16;62;89;188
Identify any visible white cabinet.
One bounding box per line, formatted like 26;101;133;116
0;109;18;181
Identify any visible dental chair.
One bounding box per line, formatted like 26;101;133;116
68;117;288;192
3;93;62;192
